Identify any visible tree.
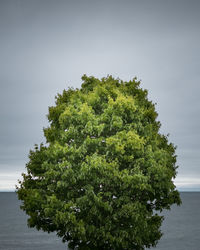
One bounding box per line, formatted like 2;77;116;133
17;75;181;250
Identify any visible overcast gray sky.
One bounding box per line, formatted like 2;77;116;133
0;0;200;191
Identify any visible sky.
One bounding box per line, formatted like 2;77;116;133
0;0;200;191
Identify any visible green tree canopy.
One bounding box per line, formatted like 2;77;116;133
17;75;181;250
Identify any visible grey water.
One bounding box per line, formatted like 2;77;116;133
0;193;199;250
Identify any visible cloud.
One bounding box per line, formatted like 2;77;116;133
0;172;22;191
0;0;200;191
175;176;200;191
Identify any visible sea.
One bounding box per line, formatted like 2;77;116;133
0;192;199;250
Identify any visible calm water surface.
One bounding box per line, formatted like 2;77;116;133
0;192;199;250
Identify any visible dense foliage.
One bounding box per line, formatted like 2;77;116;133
17;75;181;249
